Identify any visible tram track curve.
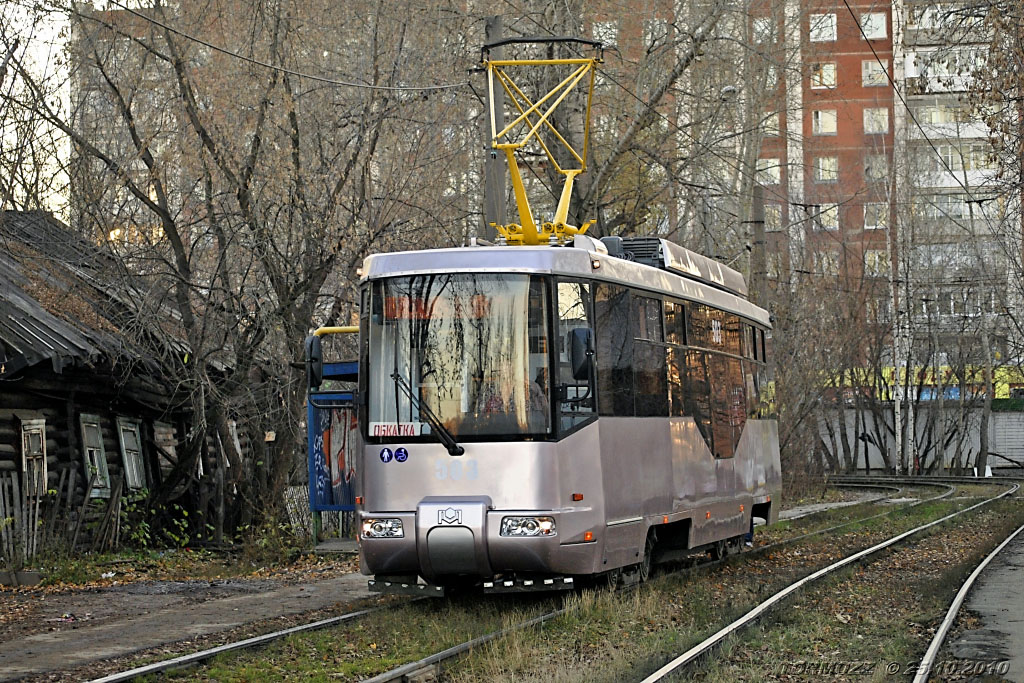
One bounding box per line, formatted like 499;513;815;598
639;480;1019;682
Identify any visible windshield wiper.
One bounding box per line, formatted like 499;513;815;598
390;371;465;456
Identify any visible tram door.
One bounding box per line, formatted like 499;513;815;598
556;281;595;431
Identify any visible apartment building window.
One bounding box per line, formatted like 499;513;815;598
592;20;619;47
864;202;890;229
966;143;995;170
753;16;776;44
864;248;891;276
757;157;782;185
811;62;837;89
864;107;889;134
813;249;840;275
811;205;839;231
862;59;889;86
763;111;780;136
860;12;887;39
812;109;838;135
865;154;889;180
915;103;971;124
814;156;839;182
809;13;837;42
765;64;779;89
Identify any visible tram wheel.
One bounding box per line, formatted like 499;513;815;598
708;540;727;561
638;533;655;582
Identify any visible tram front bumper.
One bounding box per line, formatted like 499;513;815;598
359;501;599;579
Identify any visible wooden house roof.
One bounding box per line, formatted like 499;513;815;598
0;211;141;377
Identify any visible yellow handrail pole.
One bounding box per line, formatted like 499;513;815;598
314;326;358;337
502;146;538;242
582;67;595;169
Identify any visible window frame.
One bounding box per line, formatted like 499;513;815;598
20;418;47;498
812;109;838;135
811;204;840;231
756;157;782;185
116;417;146;490
863;107;890;134
862;59;889;87
860;12;887;39
814;156;839;182
79;414;112;498
809;13;837;42
863;202;890;230
810;62;837;89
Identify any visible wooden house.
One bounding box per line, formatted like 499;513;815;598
0;211;182;559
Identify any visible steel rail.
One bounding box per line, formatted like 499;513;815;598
360;605;571;683
86;602;414;683
639;481;1019;682
761;482;950;550
913;520;1024;683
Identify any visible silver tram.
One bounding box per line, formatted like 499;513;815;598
344;235;780;595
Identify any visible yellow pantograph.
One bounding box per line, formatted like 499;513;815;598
483;39;602;245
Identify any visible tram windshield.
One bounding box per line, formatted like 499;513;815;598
366;274;552;440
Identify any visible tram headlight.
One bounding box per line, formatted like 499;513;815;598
362;518;404;538
500;516;556;537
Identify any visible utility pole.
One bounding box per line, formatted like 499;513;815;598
482;16;506;241
751;184;767;307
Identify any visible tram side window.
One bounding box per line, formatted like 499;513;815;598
634;342;668;416
668;347;685;417
683;350;713;447
709;355;746;458
722;313;742;356
744;360;759;417
665;300;686;346
632;295;663;342
595;284;634;416
556;280;596;432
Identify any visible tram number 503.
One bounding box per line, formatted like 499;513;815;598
435;460;479;481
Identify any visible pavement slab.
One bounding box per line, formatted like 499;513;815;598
951;532;1024;682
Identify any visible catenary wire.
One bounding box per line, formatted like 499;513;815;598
101;0;469;92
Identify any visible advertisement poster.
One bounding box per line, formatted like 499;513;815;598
308;398;357;511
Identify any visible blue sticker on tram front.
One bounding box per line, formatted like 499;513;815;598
379;448;394;463
395;448;409;463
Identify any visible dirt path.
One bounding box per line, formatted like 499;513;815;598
0;569;374;681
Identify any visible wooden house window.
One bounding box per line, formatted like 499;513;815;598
20;419;47;497
117;418;146;490
80;414;112;498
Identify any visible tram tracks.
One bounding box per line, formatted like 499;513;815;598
83;480;1005;682
361;481;959;683
639;480;1019;681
